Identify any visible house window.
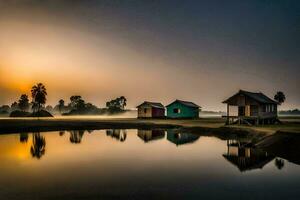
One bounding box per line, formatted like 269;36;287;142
144;108;147;113
263;105;266;112
270;105;273;112
264;105;271;112
173;108;180;113
271;104;274;112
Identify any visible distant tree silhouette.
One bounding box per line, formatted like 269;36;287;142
275;158;285;170
31;83;47;112
62;96;104;115
30;133;46;159
58;99;65;113
106;96;127;113
274;91;286;105
0;105;10;114
45;105;54;113
85;103;97;110
69;95;86;111
18;94;30;112
11;101;19;111
279;109;300;115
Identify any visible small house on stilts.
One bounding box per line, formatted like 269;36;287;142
223;90;279;125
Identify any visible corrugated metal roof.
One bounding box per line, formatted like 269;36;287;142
223;90;278;104
136;101;164;109
166;99;200;108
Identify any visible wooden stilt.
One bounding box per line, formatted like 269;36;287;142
226;104;229;125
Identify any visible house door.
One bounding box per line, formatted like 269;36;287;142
245;105;250;117
238;106;245;116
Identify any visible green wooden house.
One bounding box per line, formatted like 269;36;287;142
166;100;200;119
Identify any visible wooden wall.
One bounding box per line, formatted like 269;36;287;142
137;105;152;118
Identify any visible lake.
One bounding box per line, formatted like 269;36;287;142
0;129;300;200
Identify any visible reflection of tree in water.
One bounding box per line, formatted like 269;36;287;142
30;133;46;159
19;132;29;143
275;158;285;170
59;131;65;136
69;130;85;144
106;130;127;142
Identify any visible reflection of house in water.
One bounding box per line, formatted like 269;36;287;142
137;130;165;143
106;130;127;142
167;130;200;146
69;130;85;144
223;140;274;172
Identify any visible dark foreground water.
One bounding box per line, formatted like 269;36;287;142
0;129;299;200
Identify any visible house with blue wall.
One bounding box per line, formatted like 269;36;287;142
166;100;200;119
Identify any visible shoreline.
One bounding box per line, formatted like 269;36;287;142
1;117;299;135
1;117;300;166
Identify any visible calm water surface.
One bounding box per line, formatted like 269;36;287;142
0;129;299;200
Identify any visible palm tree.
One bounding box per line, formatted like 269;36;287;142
274;91;286;105
30;132;46;159
31;83;47;112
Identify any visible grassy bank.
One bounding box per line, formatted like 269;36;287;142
0;116;299;135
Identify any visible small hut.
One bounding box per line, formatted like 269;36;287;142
223;90;278;125
166;100;200;119
137;101;165;118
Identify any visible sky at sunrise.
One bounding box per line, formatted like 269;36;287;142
0;0;299;111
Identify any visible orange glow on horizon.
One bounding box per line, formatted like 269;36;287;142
0;63;35;94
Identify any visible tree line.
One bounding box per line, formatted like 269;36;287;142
0;83;127;116
0;82;288;117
